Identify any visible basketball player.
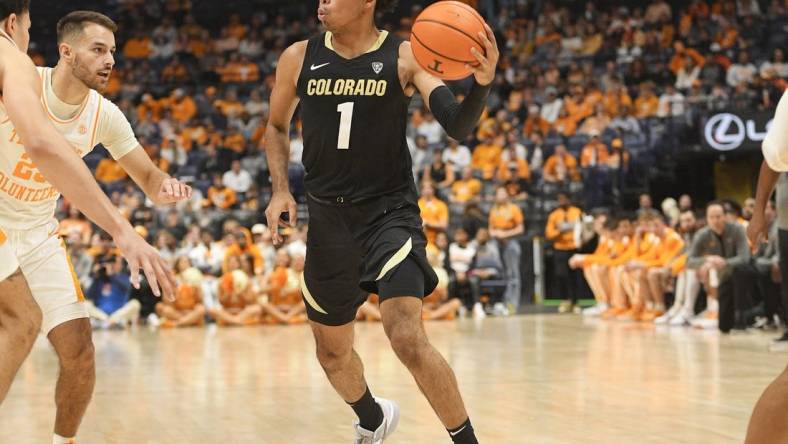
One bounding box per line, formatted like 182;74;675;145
3;11;191;443
264;1;497;442
745;88;788;443
0;0;176;415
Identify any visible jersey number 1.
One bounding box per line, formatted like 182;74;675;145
336;102;354;150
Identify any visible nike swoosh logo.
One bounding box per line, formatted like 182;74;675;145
450;426;467;436
310;62;330;71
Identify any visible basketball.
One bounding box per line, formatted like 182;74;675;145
411;1;486;81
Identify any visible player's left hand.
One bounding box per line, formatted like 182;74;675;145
467;23;499;86
157;177;192;204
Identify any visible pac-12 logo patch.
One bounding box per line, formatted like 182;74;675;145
372;62;383;74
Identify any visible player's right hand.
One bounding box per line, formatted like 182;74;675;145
747;211;767;251
114;227;176;300
265;191;298;246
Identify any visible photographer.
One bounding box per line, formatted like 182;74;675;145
85;239;140;329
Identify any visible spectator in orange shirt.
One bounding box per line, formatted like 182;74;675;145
162;57;189;84
552;107;578;137
224;128;247;154
95;157;128;189
497;143;531;184
236;56;260;83
156;258;207;328
603;80;633;117
258;251;307;325
208;258;262;326
580;132;610;168
214;89;244;118
471;136;503;180
543;144;580;184
669;41;706;75
418;183;449;245
137;93;164;123
489;186;525;312
122;31;151;59
450;167;482;204
169;89;197;124
523;105;550;138
205;174;237;210
59;207;93;245
225;13;248;40
223;231;265;275
564;86;593;123
634;83;660;118
578;104;611;136
546;193;584;312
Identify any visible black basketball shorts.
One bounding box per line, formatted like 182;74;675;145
301;189;438;326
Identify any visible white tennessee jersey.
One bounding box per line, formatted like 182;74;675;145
762;89;788;172
0;67;137;229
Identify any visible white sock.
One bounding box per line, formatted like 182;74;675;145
53;434;75;444
707;298;719;313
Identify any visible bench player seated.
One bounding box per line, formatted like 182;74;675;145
156;257;206;328
570;215;615;316
640;215;685;322
208;255;262;326
422;249;462;321
258;250;307;325
616;213;662;321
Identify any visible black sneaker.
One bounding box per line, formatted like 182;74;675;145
769;332;788;352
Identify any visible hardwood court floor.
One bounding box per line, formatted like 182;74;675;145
1;315;785;444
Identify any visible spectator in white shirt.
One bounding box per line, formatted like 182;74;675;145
675;56;701;91
610;105;642;133
223;160;253;194
727;51;758;87
541;86;563;123
658;84;686;117
289;132;304;165
448;228;484;318
417;111;445;145
760;48;788;79
442;138;472;170
410;135;431;183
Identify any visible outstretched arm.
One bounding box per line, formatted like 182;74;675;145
1;47;175;298
119;146;192;205
403;23;499;140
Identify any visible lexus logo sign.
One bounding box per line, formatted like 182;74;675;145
704;112;773;152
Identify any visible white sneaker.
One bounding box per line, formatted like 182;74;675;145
147;313;161;328
472;303;486;319
653;312;672;325
690;311;719;330
492;303;510;316
669;313;691;326
353;397;400;444
458;305;468;318
664;304;682;320
582;303;608;317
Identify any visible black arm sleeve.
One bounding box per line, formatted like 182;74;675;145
429;81;492;141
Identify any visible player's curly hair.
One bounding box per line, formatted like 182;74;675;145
0;0;29;21
375;0;398;14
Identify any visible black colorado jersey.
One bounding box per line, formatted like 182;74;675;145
296;31;413;200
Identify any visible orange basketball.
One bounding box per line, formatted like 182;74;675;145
411;1;486;81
